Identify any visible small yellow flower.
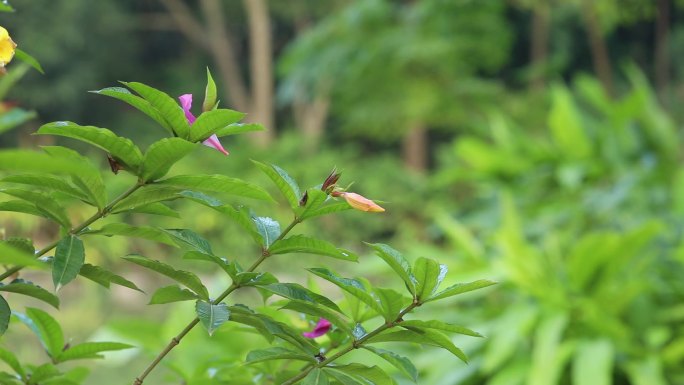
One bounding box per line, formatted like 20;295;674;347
0;26;16;67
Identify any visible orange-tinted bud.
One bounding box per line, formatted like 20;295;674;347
340;192;385;213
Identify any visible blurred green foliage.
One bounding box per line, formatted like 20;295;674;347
1;0;683;384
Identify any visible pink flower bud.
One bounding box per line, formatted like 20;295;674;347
302;318;332;338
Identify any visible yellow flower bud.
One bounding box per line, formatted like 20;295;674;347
340;192;385;213
0;26;16;67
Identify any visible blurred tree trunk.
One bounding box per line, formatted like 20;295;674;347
160;0;275;147
530;2;550;91
655;0;670;108
580;0;614;98
243;0;275;146
402;125;428;173
291;17;330;153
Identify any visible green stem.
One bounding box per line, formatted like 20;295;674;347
133;217;301;385
0;181;145;282
280;302;420;385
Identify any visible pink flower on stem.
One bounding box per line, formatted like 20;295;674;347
303;318;332;338
178;94;229;155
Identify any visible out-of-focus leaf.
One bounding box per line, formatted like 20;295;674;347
0;297;8;336
572;339;613;385
0;174;88;201
0;149;83;174
0;108;36;135
0;347;24;379
302;368;328;385
14;49;43;73
41;146;106;209
0;242;44;268
326;364;395;385
52;236;85;290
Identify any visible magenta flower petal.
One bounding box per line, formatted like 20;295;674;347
302;318;332;338
178;93;229;156
203;134;229;155
178;94;196;124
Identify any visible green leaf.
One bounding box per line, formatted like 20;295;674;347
0;200;46;218
374;287;408;322
252;161;301;208
25;363;60;384
0;297;8;336
254;217;281;248
36;121;143;171
83;223;178;247
307;268;383;316
235;271;278;287
212;205;263;245
122;255;208;299
41;146;106;209
269;235;357;261
425;279;496;302
302;368;329;385
281;300;352;334
0;2;14;12
400;320;482;337
117;202;180;218
15;308;64;359
0;348;24;379
158;174;272;201
189;109;245;142
228;307;318;354
214;123;264;137
549;85;592;159
413;257;442;301
52;236;85;290
57;342;133;363
164;229;213;254
0;242;44;268
203;68;218;112
149;285;199;304
326;364;395;385
363;346;418;382
78;263;142;292
0;189;71;228
195;300;230;336
572;339;614;385
141;138;196;182
0;149;84;174
90;87;174;135
0;174;88;202
123;81;190;138
14;49;43;73
183;251;238;280
0;279;59;308
529;314;569;385
111;186;182;213
4;237;33;255
256;283;341;312
0;108;36;135
402;327;468;363
245;347;315;365
368;243;415;295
